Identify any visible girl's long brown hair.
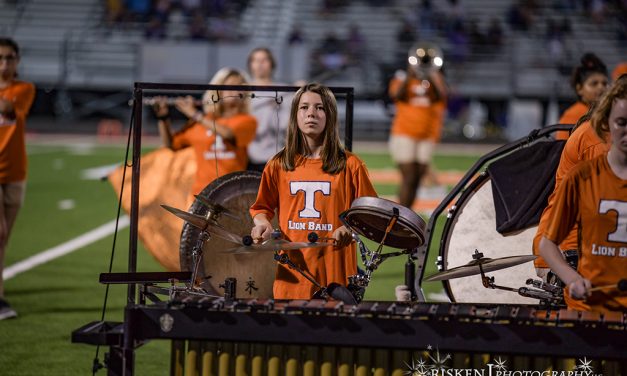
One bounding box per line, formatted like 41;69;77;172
591;74;627;140
274;83;346;174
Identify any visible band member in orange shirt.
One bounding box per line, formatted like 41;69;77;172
0;38;35;320
613;62;627;81
388;64;446;208
555;53;608;140
540;75;627;312
250;83;377;299
153;68;257;195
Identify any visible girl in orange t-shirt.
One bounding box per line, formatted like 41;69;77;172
153;68;257;195
250;83;377;299
388;64;446;208
555;53;608;140
540;75;627;313
0;38;35;320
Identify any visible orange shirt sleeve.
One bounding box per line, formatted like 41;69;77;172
13;82;35;119
2;82;35;120
544;169;579;245
230;115;257;148
351;159;377;199
250;159;279;220
171;123;194;150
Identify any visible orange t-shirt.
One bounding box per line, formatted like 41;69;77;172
544;154;627;313
0;80;35;183
389;76;437;140
612;62;627;81
533;121;609;267
555;101;589;141
250;152;378;299
171;113;256;195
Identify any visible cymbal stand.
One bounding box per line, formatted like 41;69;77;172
478;261;563;304
184;207;224;297
274;252;331;299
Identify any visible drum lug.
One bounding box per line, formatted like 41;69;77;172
446;205;457;218
435;255;445;271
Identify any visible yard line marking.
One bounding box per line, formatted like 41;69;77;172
80;163;120;180
3;216;130;280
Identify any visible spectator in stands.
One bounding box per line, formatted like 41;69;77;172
346;24;366;66
468;19;486;47
486;17;504;47
125;0;151;22
0;38;36;320
181;0;201;14
154;0;172;22
418;0;435;36
145;16;166;39
246;48;290;172
397;20;416;46
189;11;209;40
105;0;125;26
396;20;416;66
447;20;469;63
287;26;304;45
317;32;348;71
507;0;534;31
590;0;607;24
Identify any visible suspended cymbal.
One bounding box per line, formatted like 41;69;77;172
161;204;242;245
424;255;537;282
193;195;239;221
222;239;334;255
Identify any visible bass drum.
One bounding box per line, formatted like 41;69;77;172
440;172;539;304
180;171;277;299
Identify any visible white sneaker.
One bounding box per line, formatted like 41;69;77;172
0;299;17;320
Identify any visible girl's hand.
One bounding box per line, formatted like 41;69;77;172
332;226;353;248
174;96;199;119
251;222;273;244
568;277;592;300
152;96;169;117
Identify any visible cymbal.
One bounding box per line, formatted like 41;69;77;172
161;204;242;245
193;195;239;221
424;254;537;282
222;239;333;255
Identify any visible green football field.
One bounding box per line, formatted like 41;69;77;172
0;141;481;375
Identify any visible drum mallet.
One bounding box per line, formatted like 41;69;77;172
589;279;627;292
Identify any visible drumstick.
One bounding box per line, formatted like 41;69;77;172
307;232;336;244
588;279;627;292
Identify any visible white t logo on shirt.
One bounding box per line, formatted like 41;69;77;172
290;181;331;218
599;200;627;243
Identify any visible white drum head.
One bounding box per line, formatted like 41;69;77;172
443;174;538;304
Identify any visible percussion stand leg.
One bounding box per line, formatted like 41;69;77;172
189;229;210;291
405;254;417;301
274;252;328;298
